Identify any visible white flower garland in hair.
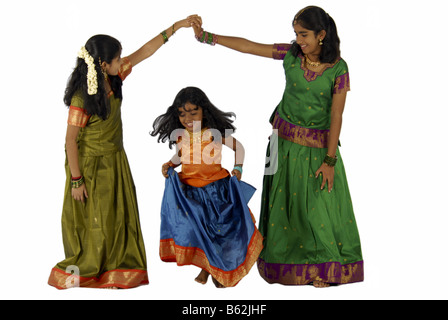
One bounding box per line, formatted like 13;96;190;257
78;46;98;95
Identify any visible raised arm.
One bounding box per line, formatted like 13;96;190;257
215;36;274;58
189;15;275;59
127;17;193;67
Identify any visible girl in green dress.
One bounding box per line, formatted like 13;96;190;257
189;6;363;287
48;17;194;289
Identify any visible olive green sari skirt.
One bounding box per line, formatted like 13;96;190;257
48;150;148;289
257;133;363;285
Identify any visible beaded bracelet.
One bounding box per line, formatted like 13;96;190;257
323;154;338;167
233;166;243;174
195;30;218;46
71;176;85;189
161;30;168;44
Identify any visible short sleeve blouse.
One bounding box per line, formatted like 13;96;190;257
272;44;350;130
67;57;133;128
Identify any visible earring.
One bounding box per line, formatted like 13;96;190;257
102;68;108;81
99;58;108;80
319;38;323;46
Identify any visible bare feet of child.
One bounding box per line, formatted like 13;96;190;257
212;277;225;288
195;270;210;284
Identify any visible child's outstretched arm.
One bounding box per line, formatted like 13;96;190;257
189;15;275;58
223;136;245;180
127;16;194;67
66;125;88;203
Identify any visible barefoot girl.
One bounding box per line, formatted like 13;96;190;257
151;86;263;288
190;6;363;287
48;17;193;289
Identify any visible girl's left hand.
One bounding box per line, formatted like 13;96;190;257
231;169;242;181
188;15;203;37
315;163;335;193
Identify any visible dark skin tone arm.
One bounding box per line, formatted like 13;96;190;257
189;15;274;58
66;125;88;203
315;92;346;192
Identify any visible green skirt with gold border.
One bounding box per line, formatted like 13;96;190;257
257;114;363;285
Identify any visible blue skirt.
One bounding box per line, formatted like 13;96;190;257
159;168;263;287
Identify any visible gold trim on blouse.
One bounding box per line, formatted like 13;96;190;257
118;57;132;81
67;106;90;128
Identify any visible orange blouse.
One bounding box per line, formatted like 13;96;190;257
177;128;230;188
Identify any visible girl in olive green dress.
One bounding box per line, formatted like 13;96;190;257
48;18;193;289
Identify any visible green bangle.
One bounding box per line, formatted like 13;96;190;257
161;30;168;44
323;154;338;167
233;166;243;174
207;32;213;44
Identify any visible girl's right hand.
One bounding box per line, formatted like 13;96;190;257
188;15;203;37
162;163;170;178
71;184;88;203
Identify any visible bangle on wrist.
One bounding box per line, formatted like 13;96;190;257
71;176;85;189
195;30;218;46
161;30;168;44
167;161;180;168
233;165;243;174
323;154;338;167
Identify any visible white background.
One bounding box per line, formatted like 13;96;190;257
1;0;446;300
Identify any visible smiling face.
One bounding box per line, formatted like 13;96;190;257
178;102;203;132
294;23;326;58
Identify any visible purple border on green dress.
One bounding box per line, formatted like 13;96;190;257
258;258;364;285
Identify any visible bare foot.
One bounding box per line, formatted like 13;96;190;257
195;270;210;285
212;277;226;288
313;281;330;288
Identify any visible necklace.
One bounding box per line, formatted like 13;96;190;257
305;55;321;67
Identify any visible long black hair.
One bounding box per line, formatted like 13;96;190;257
150;87;236;149
64;35;123;120
290;6;341;64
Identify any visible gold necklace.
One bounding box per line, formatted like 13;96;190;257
305;55;321;67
